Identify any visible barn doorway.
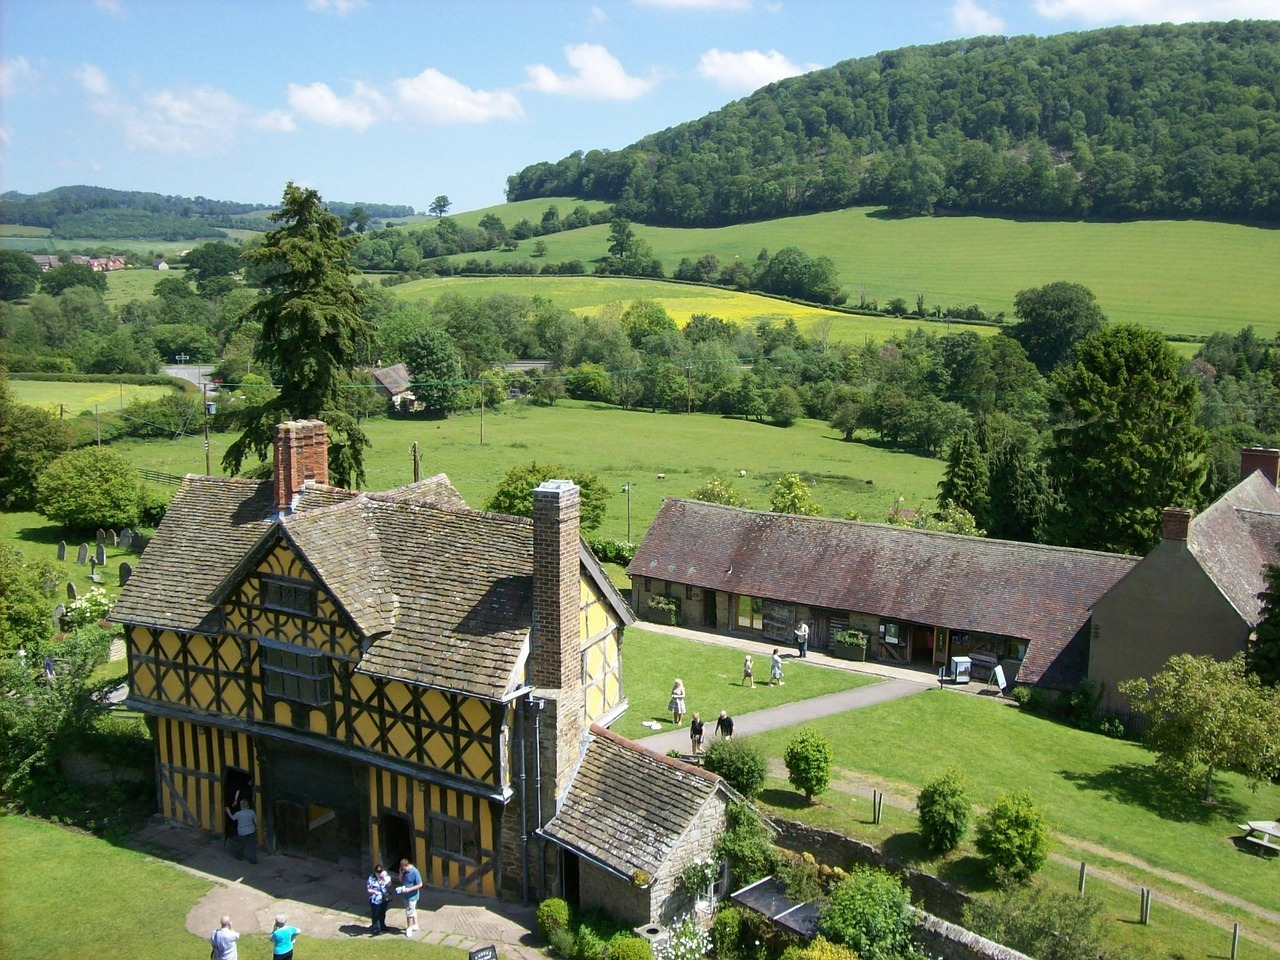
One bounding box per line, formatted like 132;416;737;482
222;767;253;842
380;812;413;869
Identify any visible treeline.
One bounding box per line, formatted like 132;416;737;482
508;21;1280;226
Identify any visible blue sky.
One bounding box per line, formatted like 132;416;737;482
3;0;1280;214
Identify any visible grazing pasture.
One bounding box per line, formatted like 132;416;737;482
8;379;178;417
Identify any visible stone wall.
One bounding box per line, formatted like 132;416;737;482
913;914;1034;960
651;792;728;925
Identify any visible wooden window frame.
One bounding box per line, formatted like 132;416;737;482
260;644;331;707
429;812;478;865
261;577;317;617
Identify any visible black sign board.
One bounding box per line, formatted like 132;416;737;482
470;946;499;960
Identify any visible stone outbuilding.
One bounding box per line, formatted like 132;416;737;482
541;724;738;926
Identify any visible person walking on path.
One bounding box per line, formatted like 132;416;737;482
366;864;392;935
210;916;240;960
770;648;784;686
270;915;300;960
225;794;258;864
668;678;686;724
716;710;734;739
794;620;810;658
689;712;704;755
397;858;423;937
742;654;754;688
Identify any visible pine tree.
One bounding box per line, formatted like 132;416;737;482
938;428;990;528
987;442;1052;542
1249;562;1280;686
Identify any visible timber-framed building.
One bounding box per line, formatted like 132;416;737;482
111;420;632;902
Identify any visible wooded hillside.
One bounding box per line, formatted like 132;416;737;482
507;21;1280;226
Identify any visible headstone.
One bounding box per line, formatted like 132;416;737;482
108;529;118;547
96;528;106;546
76;543;88;565
119;528;133;550
95;543;106;566
90;558;97;576
119;561;133;587
53;603;66;630
57;541;66;561
66;581;77;600
135;534;146;553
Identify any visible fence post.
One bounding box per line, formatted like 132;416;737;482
1078;861;1087;895
1139;888;1151;925
1231;922;1240;960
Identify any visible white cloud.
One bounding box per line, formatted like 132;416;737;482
953;0;1006;33
635;0;751;8
1034;0;1280;22
394;69;524;123
0;56;36;97
526;44;654;100
588;6;608;23
93;0;124;17
696;48;811;91
304;0;367;14
74;63;112;97
287;80;386;131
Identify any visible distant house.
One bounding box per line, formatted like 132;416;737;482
542;724;737;926
628;500;1137;689
369;362;416;412
154;260;169;270
1089;448;1280;709
29;254;60;271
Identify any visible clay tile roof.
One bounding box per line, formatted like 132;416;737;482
1188;470;1280;623
542;725;724;879
629;499;1137;684
109;476;275;633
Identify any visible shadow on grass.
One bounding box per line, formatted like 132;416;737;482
881;829;929;865
759;786;812;812
1058;763;1247;824
14;521;68;547
936;855;996;892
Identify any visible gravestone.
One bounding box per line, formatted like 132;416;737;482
119;528;133;550
119;561;133;587
77;543;88;565
96;528;106;546
57;541;66;561
134;534;146;553
95;543;106;566
66;582;77;600
108;529;118;547
53;603;66;630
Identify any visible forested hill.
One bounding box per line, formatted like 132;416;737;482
507;20;1280;227
0;185;416;240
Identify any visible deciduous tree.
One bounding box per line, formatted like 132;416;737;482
1007;281;1107;373
223;182;375;488
1249;561;1280;686
429;195;452;218
690;477;749;507
784;727;834;801
484;461;608;532
0;250;42;301
770;473;823;516
36;446;145;531
38;262;107;296
402;325;465;417
0;376;72;509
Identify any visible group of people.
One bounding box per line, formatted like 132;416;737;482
740;649;787;688
366;857;423;936
668;677;737;757
209;915;300;960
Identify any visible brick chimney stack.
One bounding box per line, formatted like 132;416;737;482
1240;447;1280;487
1161;506;1193;542
273;419;329;513
530;479;582;690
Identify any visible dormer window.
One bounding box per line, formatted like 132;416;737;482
261;577;317;616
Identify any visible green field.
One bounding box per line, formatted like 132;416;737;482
104;400;946;544
9;379;178;417
419;201;1280;340
103;264;192;306
0;224;51;237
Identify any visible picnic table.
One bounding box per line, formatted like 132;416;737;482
1238;821;1280;857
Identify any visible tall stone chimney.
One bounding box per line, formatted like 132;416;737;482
1161;506;1193;542
531;479;582;689
1240;447;1280;487
273;419;329;513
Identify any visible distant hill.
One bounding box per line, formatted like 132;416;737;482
0;185;416;240
507;20;1280;227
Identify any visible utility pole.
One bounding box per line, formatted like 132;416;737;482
685;365;692;414
480;384;485;446
203;382;211;476
622;483;633;544
95;404;100;446
412;441;421;482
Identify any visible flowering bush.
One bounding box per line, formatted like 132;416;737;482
63;587;112;630
657;915;711;960
677;858;719;897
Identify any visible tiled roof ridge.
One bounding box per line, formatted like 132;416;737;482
282;490;369;522
181;474;267;488
664;497;1137;559
588;722;722;786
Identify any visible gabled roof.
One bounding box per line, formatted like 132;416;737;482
629;499;1137;662
112;472;630;701
370;362;413;397
541;725;728;881
1186;470;1280;623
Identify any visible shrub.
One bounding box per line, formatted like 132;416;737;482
1008;685;1033;707
657;915;711;960
550;929;577;958
537;897;571;942
791;937;861;960
62;587;113;630
648;594;681;626
609;937;654;960
587;536;636;564
817;867;921;960
678;858;720;897
704;737;766;798
975;790;1050;883
575;927;607;960
784;727;833;801
916;766;971;854
964;884;1108;960
776;851;823;901
36;446;145;531
710;906;743;958
714;801;778;885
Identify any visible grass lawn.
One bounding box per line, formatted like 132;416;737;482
0;815;465;960
608;627;880;740
104;264;190;306
100;400;944;545
0;508;142;607
750;691;1280;915
7;379;178;417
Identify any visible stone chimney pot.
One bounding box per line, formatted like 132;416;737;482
1162;506;1193;542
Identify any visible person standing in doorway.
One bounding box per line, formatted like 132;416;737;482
397;857;423;937
668;678;686;724
794;620;810;658
270;915;300;960
742;654;754;688
366;863;392;935
210;916;239;960
225;793;257;864
689;712;704;755
716;710;734;740
770;648;784;686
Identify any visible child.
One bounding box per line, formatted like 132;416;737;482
770;648;784;685
742;654;754;688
